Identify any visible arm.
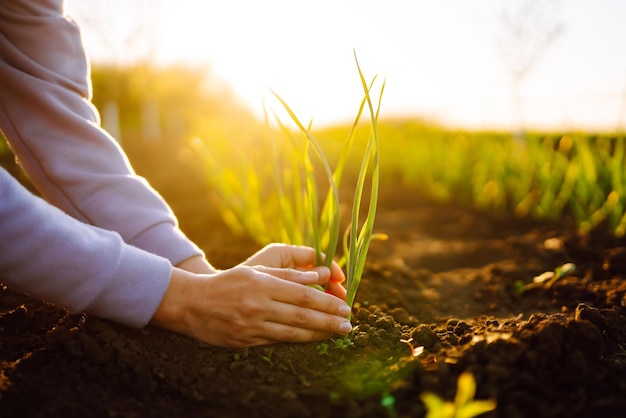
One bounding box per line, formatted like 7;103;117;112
1;167;351;343
0;168;172;327
0;0;204;267
0;1;352;345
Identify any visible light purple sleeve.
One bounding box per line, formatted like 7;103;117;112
0;0;207;326
0;0;204;265
0;167;172;327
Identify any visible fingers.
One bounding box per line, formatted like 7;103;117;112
250;266;352;324
325;280;347;301
272;243;318;268
243;244;347;287
267;275;351;317
282;245;347;283
169;264;352;348
250;264;348;304
267;299;352;333
242;243;314;268
197;277;351;347
252;265;325;286
261;244;346;278
287;245;346;284
196;315;330;348
207;302;350;347
328;262;346;284
243;303;350;345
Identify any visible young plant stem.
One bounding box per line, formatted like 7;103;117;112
270;52;384;309
270;91;341;269
345;51;384;309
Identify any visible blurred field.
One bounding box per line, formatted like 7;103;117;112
2;64;624;240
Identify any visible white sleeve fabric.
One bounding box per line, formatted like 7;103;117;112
0;167;172;328
0;0;205;266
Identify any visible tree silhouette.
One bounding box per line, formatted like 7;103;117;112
497;0;563;134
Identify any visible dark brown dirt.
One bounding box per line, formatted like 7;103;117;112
2;142;626;418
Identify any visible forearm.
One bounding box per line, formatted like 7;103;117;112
0;168;172;328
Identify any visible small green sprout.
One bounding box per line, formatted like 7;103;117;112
316;342;330;356
316;338;353;355
515;262;576;294
420;372;496;418
400;337;425;358
334;336;355;350
261;348;274;364
381;391;397;418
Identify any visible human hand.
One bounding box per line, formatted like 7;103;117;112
151;248;352;347
241;243;347;301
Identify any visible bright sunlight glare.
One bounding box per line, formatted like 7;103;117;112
65;0;626;132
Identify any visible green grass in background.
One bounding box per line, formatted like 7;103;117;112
375;122;626;236
78;64;626;241
196;114;626;240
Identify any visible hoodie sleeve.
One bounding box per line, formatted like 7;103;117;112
0;0;204;266
0;167;172;328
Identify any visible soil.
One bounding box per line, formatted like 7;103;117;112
2;142;626;418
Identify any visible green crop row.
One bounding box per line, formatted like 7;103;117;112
375;121;626;236
195;115;626;240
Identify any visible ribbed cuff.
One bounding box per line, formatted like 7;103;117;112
87;244;173;328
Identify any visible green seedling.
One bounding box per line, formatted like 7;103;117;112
400;337;425;358
270;51;384;312
316;342;330;356
381;391;397;418
316;338;354;355
515;262;576;294
535;262;576;287
334;336;355;350
343;51;384;310
261;348;274;364
268;92;341;270
420;372;496;418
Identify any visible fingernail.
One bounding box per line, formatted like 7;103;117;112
338;304;352;317
303;271;319;280
339;321;353;334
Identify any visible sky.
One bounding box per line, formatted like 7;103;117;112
65;0;626;132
